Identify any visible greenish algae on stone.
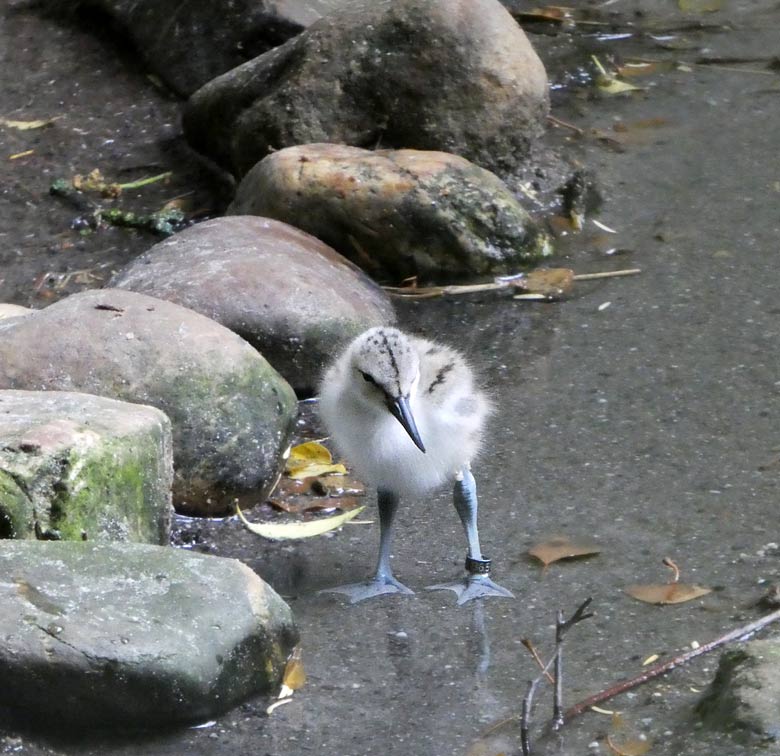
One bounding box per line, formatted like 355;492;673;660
697;639;780;747
0;289;297;517
229;144;552;283
0;390;173;544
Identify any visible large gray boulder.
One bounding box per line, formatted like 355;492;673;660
698;639;780;747
0;541;297;727
183;0;549;178
0;289;297;517
0;390;172;544
229;145;551;282
39;0;347;97
110;216;395;395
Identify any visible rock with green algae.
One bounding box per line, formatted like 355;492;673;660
697;639;780;748
228;144;552;283
0;390;172;543
0;289;297;517
0;540;298;728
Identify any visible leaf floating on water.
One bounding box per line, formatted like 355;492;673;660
592;55;644;95
0;116;61;130
236;503;365;540
598;77;644;95
679;0;722;12
607;734;652;755
528;536;601;566
625;583;712;605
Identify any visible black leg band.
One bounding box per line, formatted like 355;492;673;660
465;556;492;575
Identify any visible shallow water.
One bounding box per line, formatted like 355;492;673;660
1;2;780;755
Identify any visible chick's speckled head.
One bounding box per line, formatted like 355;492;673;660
350;327;420;400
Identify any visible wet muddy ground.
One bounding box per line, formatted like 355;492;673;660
2;2;780;755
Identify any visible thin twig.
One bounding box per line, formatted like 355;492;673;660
554;598;594;729
384;268;641;299
117;171;172;190
565;606;780;721
522;655;556;756
547;115;585;135
521;638;556;684
522;599;594;755
572;268;642;281
553;610;565;729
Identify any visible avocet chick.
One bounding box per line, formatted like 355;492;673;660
318;326;513;604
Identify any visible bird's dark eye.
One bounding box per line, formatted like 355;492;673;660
360;371;377;385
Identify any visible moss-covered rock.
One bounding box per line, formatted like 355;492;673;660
110;216;395;396
697;639;780;746
0;540;297;728
229;144;551;282
0;390;172;543
0;290;297;516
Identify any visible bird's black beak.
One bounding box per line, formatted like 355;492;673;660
389;395;426;453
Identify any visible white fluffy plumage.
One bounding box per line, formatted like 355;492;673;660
319;327;491;498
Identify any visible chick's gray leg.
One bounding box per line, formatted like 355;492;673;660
427;466;514;604
320;489;414;603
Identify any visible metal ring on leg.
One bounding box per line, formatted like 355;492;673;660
465;556;492;576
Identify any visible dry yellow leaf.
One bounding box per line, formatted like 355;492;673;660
0;116;61;130
625;583;712;605
528;537;601;566
282;647;306;690
236;503;365;540
288;441;333;465
287;462;347;480
607;734;652;755
285;441;347;478
597;76;644;95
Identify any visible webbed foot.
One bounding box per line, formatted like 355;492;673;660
426;575;514;605
320;576;415;604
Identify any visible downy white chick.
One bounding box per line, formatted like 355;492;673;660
319;326;513;604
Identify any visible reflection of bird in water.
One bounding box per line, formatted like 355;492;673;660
319;326;513;604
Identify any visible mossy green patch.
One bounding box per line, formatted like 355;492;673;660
0;469;30;538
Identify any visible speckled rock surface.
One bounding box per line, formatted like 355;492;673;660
0;390;172;544
0;289;297;517
229;145;551;282
183;0;549;177
110;216;395;395
0;541;297;727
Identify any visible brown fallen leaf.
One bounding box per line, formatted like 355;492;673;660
521;268;575;298
625;583;712;605
528;536;601;566
607;734;652;755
